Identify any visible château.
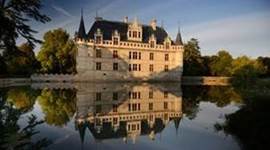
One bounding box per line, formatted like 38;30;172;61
75;13;184;81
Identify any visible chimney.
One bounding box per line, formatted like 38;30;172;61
150;19;157;30
123;16;128;23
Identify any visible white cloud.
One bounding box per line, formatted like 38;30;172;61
51;4;74;18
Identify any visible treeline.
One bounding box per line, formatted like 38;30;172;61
0;29;77;77
183;38;270;79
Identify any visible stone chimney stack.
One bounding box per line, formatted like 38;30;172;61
124;16;128;23
150;19;157;30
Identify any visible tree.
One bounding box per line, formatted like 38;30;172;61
37;29;77;74
257;57;270;77
183;38;206;76
5;42;39;76
231;56;266;83
0;0;50;53
0;55;6;76
209;50;233;76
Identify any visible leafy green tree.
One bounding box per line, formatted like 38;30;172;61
183;38;206;76
37;29;77;73
209;50;233;76
0;0;50;53
231;56;266;79
5;43;39;76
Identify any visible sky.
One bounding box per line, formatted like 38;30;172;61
24;0;270;57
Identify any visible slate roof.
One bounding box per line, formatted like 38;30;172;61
82;19;173;45
175;29;183;45
77;14;86;39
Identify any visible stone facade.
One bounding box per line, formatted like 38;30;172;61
75;16;184;81
74;83;182;143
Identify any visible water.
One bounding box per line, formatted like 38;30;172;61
1;82;265;150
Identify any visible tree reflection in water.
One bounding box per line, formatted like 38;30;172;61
0;87;51;150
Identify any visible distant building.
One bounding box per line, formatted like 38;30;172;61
75;12;184;81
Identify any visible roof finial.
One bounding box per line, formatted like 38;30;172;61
175;21;183;45
81;8;83;17
95;9;103;21
161;20;164;28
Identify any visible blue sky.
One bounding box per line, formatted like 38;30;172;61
27;0;270;57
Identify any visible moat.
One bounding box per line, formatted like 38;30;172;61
0;82;269;150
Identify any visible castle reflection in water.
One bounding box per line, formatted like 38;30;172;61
33;82;182;144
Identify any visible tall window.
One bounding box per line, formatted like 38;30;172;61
113;37;118;45
165;42;170;49
164;91;168;98
149;64;154;72
138;64;141;71
165;54;169;61
138;32;141;38
149;91;153;99
113;63;118;71
113;50;118;58
164;65;168;72
133;52;137;59
133;64;137;71
129;52;132;59
138;52;141;60
113;92;118;101
149;53;154;60
129;64;132;71
96;36;101;44
129;31;132;37
133;31;137;38
96;92;101;101
164;102;168;109
150;41;155;48
113;104;118;112
149;103;153;111
96;49;101;58
96;62;101;70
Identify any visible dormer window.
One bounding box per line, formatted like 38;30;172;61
150;41;155;48
113;37;118;45
95;28;103;44
133;31;137;38
96;36;102;44
112;30;120;45
165;42;170;49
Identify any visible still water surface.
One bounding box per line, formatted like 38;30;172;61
0;83;247;150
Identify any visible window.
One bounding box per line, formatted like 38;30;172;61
96;36;101;44
149;91;153;99
96;62;101;70
113;37;118;45
133;31;137;38
149;103;153;110
165;54;169;61
113;63;118;71
164;65;168;72
149;64;154;72
113;92;118;100
129;31;132;37
96;105;101;113
96;92;101;101
113;104;118;112
150;41;155;48
96;49;101;58
113;118;118;124
129;52;132;59
138;64;141;71
138;32;141;38
113;50;118;58
149;53;154;60
129;64;132;71
165;42;170;49
138;52;141;60
133;64;137;71
164;91;168;98
164;102;168;109
133;52;137;59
